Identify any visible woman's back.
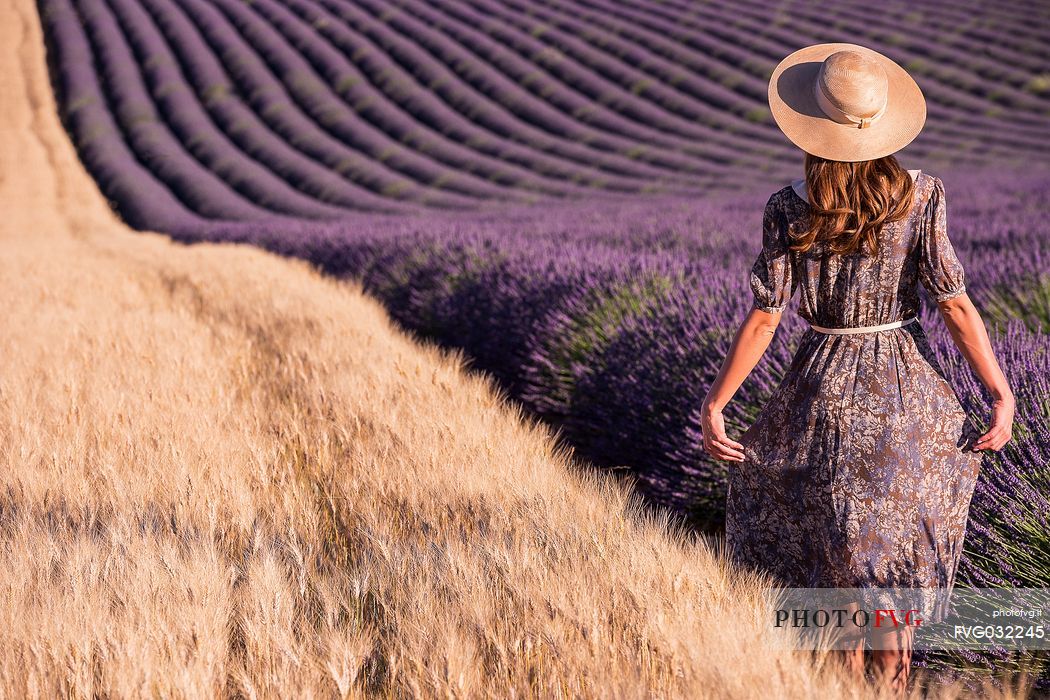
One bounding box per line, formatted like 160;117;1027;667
752;170;967;330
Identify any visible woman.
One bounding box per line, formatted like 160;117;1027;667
700;43;1014;696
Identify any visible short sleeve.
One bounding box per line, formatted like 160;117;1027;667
749;194;797;313
917;177;967;303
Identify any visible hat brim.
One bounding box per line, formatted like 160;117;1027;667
767;43;927;163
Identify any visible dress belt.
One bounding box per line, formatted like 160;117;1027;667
809;316;918;335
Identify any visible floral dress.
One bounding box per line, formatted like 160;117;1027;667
725;171;983;623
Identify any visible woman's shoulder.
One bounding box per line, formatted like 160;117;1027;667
914;170;945;214
759;185;807;247
914;169;942;188
764;182;805;214
761;183;807;231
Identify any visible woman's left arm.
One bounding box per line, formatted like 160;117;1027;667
700;307;784;461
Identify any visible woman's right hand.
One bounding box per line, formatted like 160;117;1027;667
700;403;746;462
974;394;1014;452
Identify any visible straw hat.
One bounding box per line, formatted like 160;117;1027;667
767;42;927;162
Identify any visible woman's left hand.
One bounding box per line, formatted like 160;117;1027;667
700;404;746;462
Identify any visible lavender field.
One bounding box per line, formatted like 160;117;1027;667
37;0;1050;688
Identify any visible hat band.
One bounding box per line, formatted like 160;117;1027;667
813;79;887;129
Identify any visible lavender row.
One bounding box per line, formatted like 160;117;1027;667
414;0;785;153
489;0;772;120
322;0;773;175
128;0;433;213
269;1;671;191
162;0;477;208
310;0;757;181
190;0;521;204
399;0;786;153
246;0;682;194
222;0;619;198
87;0;357;220
40;0;212;228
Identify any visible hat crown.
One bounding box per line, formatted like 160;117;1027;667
817;50;888;119
766;42;927;160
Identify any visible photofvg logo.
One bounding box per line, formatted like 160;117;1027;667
765;588;1050;651
776;606;924;631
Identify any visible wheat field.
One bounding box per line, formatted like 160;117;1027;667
0;0;1034;697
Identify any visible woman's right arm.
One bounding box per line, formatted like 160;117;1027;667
937;293;1014;451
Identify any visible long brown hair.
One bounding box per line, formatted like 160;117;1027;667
789;153;916;257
